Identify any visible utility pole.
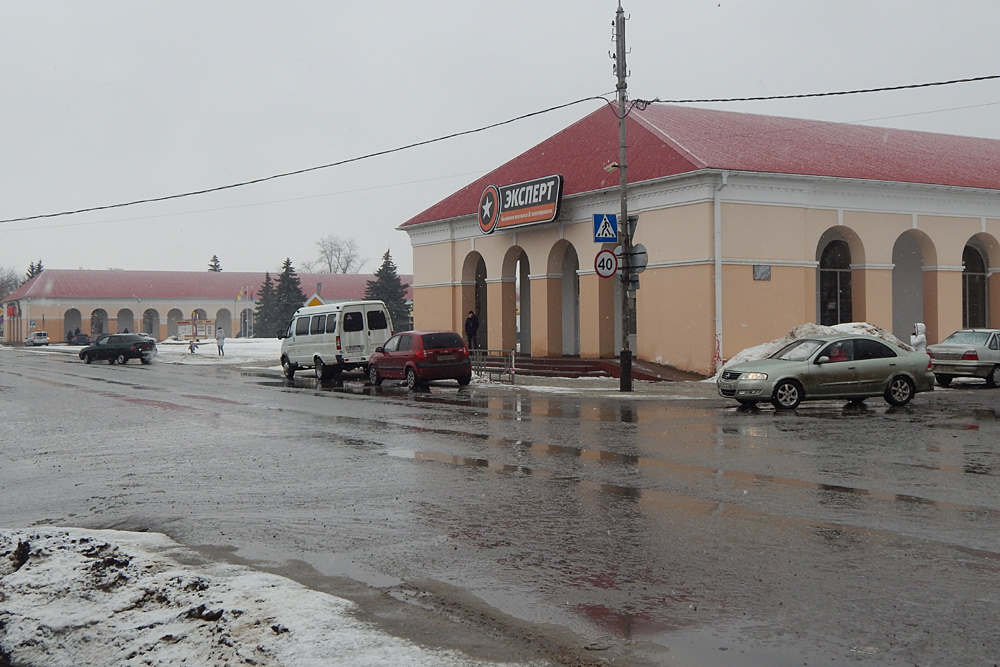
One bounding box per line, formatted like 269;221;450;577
614;2;633;392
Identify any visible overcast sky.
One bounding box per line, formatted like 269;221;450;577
2;1;998;277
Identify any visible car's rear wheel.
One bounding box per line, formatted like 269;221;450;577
885;375;915;406
457;374;472;387
935;374;953;387
986;366;1000;388
116;354;128;365
281;357;296;380
406;367;419;390
368;364;383;386
315;358;331;381
771;380;802;410
141;354;152;365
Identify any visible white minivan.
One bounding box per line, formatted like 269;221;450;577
279;300;393;380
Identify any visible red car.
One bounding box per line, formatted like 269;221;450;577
368;330;472;389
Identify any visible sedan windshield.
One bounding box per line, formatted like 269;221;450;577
770;339;824;361
941;331;991;346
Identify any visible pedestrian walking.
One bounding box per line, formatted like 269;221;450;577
464;311;479;350
216;327;225;356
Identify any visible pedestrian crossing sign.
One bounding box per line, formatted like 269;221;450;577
593;214;618;242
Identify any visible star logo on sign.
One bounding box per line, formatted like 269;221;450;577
481;195;493;221
478;185;501;234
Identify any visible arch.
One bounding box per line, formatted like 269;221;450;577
892;229;936;341
90;309;108;336
238;307;255;337
215;308;233;337
546;241;580;356
503;247;530;354
192;308;208;321
461;252;487;348
963;241;988;328
117;308;134;333
817;239;852;326
63;308;82;339
142;309;160;338
167;308;184;338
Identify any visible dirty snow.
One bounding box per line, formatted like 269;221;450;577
0;527;538;667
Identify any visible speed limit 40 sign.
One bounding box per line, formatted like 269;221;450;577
595;249;618;278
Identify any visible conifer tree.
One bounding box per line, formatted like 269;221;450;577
208;255;222;272
273;258;306;332
253;272;278;338
25;259;44;280
364;250;410;331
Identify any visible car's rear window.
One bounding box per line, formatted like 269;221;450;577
421;332;464;350
942;331;991;346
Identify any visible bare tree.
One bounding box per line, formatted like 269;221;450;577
0;266;23;300
301;235;367;273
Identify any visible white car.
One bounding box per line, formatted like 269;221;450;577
927;329;1000;387
24;331;49;346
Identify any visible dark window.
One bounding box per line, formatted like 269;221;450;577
397;335;412;352
295;317;310;336
310;315;326;335
325;314;338;334
854;339;896;360
381;335;401;353
990;334;999;351
367;310;388;330
343;311;363;332
963;245;988;328
819;240;852;326
422;332;464;350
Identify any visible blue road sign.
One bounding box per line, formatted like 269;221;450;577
593;214;618;242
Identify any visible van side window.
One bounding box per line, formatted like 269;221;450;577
367;310;388;330
397;334;412;352
343;312;363;332
295;317;310;336
310;315;326;335
325;314;338;334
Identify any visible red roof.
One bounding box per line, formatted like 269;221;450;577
401;104;1000;227
3;270;413;302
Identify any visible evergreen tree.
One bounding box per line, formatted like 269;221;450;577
25;259;44;281
208;255;223;272
253;272;278;337
364;250;410;331
273;258;306;333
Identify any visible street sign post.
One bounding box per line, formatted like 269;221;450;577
594;249;618;278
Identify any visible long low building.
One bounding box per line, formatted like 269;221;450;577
400;104;1000;375
1;270;412;343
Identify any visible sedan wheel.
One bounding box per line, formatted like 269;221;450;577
116;354;128;365
368;364;383;386
935;374;953;387
987;366;1000;388
885;375;914;406
771;380;802;410
84;353;93;365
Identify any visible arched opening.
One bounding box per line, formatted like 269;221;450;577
239;308;255;337
818;240;852;326
142;309;160;338
167;309;184;338
963;243;988;328
63;309;82;339
216;309;233;338
892;230;935;341
461;253;487;349
503;247;530;354
117;308;134;333
90;309;108;336
561;245;580;355
192;308;208;321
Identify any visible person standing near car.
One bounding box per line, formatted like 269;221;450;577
911;322;926;352
464;311;479;350
216;327;225;356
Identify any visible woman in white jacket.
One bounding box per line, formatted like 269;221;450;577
910;322;926;352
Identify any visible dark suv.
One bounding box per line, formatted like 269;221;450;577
79;334;157;365
368;331;472;389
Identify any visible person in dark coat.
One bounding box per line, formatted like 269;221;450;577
464;311;479;350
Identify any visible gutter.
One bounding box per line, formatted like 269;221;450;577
713;171;728;375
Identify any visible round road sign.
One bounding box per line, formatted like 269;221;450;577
595;249;618;278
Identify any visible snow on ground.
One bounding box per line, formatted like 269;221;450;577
0;527;539;667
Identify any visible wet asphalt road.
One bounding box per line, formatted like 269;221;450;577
2;347;1000;666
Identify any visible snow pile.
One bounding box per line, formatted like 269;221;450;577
155;336;282;366
0;527;536;667
717;322;912;377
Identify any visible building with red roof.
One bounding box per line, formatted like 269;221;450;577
2;270;412;343
400;104;1000;375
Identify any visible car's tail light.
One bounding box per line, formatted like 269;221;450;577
927;350;934;359
962;350;979;361
415;349;426;360
927;358;933;371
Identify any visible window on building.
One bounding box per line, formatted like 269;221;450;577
819;240;852;326
963;245;988;328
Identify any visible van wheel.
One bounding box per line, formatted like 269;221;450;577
281;357;296;379
406;367;419;390
368;364;383;386
315;358;331;381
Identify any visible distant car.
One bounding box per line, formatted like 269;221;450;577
927;329;1000;387
368;330;472;389
24;331;49;346
66;332;92;345
717;334;934;409
79;333;157;365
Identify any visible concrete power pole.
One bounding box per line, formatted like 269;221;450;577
614;2;633;392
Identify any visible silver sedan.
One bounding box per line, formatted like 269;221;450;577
927;329;1000;387
718;334;934;409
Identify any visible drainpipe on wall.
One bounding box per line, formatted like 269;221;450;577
713;171;728;375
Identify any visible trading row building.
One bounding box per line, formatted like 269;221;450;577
400;104;1000;375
